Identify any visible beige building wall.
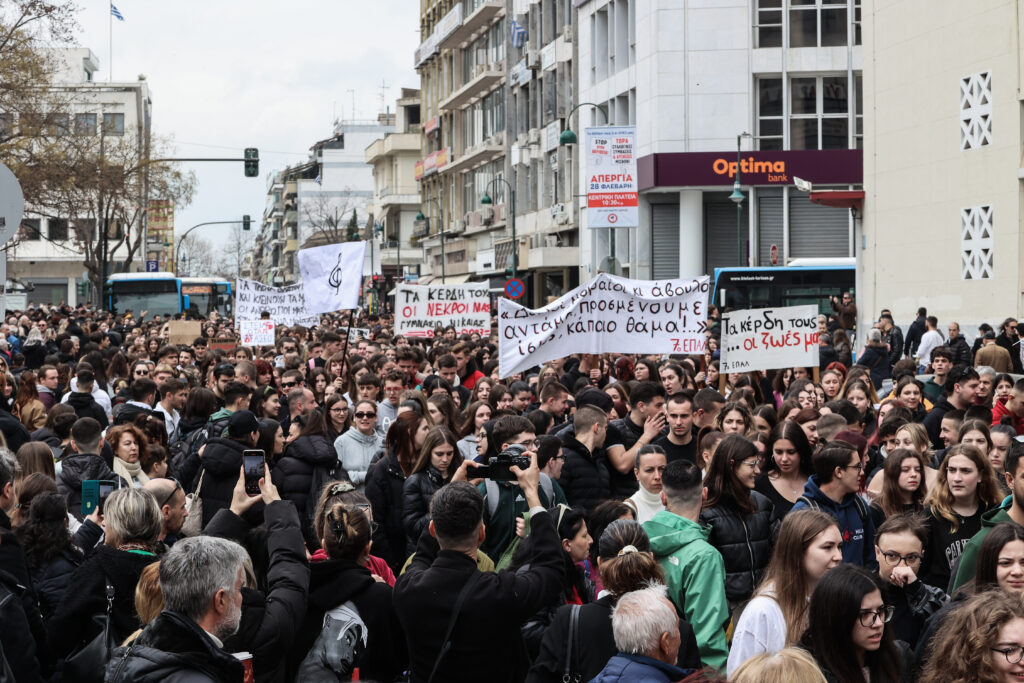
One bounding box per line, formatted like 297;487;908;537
861;0;1024;331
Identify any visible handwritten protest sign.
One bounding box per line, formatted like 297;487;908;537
240;320;275;347
348;327;371;343
235;279;320;327
395;284;490;338
498;274;709;378
720;305;819;373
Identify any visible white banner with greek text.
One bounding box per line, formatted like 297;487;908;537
235;279;320;327
498;274;709;378
720;305;820;373
395;284;491;338
240;320;275;346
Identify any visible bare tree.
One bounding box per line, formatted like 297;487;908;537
176;233;217;277
300;190;367;247
215;222;252;279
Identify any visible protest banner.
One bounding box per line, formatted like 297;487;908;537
719;305;820;374
240;320;275;347
585;126;638;229
167;321;202;346
395;283;490;338
298;241;366;313
348;327;371;342
498;274;709;377
235;279;320;327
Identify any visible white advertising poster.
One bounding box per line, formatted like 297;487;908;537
298;241;367;313
235;279;320;327
498;274;709;378
239;320;275;347
395;283;491;338
720;305;820;373
585;126;638;229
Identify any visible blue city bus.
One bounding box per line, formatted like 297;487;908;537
179;278;233;318
712;258;856;312
105;272;182;318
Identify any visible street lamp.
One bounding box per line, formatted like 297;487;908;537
559;102;610;146
417;195;445;283
730;132;753;266
481;176;516;280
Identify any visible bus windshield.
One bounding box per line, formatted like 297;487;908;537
110;279;180;318
713;264;855;313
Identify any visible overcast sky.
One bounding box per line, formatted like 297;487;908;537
76;0;419;259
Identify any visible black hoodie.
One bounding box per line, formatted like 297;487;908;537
66;391;109;427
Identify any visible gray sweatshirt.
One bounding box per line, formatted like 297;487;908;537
334;427;384;487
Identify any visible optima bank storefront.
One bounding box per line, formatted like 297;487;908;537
636;149;863;278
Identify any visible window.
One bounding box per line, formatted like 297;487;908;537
757;78;784;150
757;0;782;48
789;0;848;48
47;113;70;136
790;75;851;149
102;112;125;136
0;114;13;137
75;113;97;135
49;219;69;241
20;219;41;241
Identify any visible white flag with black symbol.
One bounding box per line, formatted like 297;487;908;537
298;241;367;313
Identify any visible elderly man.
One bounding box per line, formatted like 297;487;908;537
590;585;695;682
106;536;249;682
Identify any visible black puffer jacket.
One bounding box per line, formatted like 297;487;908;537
272;435;345;546
402;466;448;553
0;568;42;683
290;558;406;682
105;610;244;683
56;452;128;520
364;450;408;570
0;410;29;453
196;436;253;526
698;490;778;603
28;548;82;620
48;544;161;658
557;434;611;513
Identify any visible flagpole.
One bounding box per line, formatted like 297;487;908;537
108;2;112;82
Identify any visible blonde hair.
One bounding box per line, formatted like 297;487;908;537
732;647;828;683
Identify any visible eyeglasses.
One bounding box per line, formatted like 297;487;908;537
857;606;894;627
516;439;539;449
159;478;181;507
329;407;349;415
878;550;923;566
739;458;760;469
843;462;865;472
354;411;376;419
992;646;1024;665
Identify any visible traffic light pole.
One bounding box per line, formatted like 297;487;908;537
175;220;244;275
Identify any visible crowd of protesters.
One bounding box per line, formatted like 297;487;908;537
1;299;1024;682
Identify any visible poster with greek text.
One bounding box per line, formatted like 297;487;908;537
498;274;709;378
235;279;320;327
395;284;491;338
720;305;820;373
240;320;275;346
585;126;638;229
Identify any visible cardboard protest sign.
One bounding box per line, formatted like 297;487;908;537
167;321;202;346
235;279;319;327
720;305;820;373
240;320;275;347
498;274;709;378
395;284;490;338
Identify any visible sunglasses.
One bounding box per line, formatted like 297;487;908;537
281;381;298;389
134;370;149;376
354;411;376;419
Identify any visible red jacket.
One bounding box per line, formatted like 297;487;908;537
992;397;1024;434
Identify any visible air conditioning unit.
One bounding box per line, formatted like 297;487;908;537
545;234;560;247
480;206;495;224
475;63;488;77
562;25;573;43
451;219;466;234
529;234;544;249
492;130;505;146
528;129;541;145
549;203;564;216
526;50;540;69
553;210;571;225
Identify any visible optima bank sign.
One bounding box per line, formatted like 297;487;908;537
637;149;862;191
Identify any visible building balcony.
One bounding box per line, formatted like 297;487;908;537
379;192;421;208
438;0;503;50
526;245;578;269
283;209;297;227
443;136;505;175
440;63;505;111
365;132;422;164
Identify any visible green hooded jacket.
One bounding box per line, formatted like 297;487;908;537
643;510;729;671
951;499;1014;592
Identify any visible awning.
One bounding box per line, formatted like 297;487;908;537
417;276;436;285
437;273;472;285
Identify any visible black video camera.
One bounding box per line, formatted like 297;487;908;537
473;444;531;482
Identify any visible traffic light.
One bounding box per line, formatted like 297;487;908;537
242;215;251;231
244;148;259;177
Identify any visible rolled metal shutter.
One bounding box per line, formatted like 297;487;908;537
651;203;681;279
757;189;784;265
704;196;749;275
789;194;850;257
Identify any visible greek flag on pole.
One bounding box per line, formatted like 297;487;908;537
110;3;125;21
510;19;527;48
298;241;367;313
314;173;322;185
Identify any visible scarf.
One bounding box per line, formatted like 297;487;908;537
114;456;150;486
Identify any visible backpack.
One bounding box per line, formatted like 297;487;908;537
484;474;555;519
296;601;367;679
796;494;868;524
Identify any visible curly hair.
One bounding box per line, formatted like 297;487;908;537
919;590;1024;683
15;491;81;570
105;423;150;465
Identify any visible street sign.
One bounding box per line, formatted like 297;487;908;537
505;278;525;299
145;260;159;272
770;244;779;266
0;163;24;316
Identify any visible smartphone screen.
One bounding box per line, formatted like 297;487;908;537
242;450;266;495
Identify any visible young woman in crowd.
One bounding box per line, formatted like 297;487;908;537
793;406;821;447
14;371;46;431
256;418;286;468
334;399;383;489
890;376;931;422
755;420;814;519
820;368;844;402
771;368;794;409
700;434;777;607
752;404;778;438
401;425;461;553
426;393;459;432
323;393;351;442
869;447;928;529
456;400;491;462
799;563;905;682
958;419;1005;494
273;410;342;547
869;422;938;498
991;423;1016;495
714;400;754;436
920;443;1003;590
843;378;880;439
727;510;843;675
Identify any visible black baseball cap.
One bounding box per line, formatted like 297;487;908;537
227;410;260;437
